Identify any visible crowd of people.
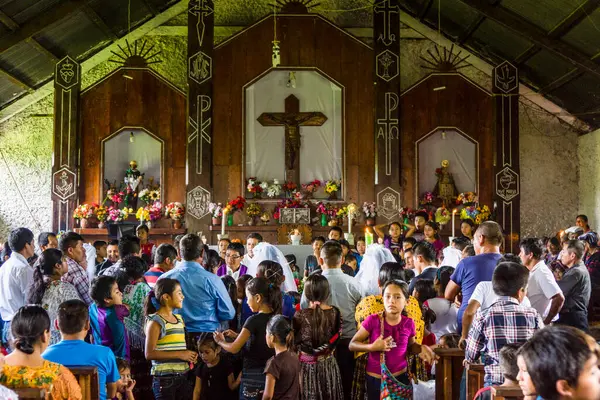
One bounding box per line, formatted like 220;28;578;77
0;212;598;400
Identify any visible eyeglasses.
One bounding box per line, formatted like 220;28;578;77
225;254;241;259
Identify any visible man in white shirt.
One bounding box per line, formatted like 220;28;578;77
0;228;36;350
519;238;564;324
241;232;262;268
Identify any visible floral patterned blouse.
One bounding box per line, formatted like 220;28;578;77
122;282;151;350
41;280;81;345
0;360;82;400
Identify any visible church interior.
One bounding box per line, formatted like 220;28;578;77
1;0;600;399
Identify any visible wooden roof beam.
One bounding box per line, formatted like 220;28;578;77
82;5;118;40
0;10;19;31
0;0;87;53
548;0;600;39
0;68;33;92
419;0;434;20
459;0;600;79
458;15;486;44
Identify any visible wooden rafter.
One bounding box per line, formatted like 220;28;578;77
548;0;600;39
0;68;33;92
419;0;434;20
82;5;118;40
0;0;87;53
459;0;600;79
458;15;485;44
514;44;541;65
140;0;159;16
540;69;584;94
0;10;19;31
26;38;60;62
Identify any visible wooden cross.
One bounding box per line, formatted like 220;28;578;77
257;94;327;184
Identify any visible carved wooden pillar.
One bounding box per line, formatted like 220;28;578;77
186;0;214;233
51;56;81;233
374;0;401;221
493;61;520;252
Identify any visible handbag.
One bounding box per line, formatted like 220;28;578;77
379;314;414;400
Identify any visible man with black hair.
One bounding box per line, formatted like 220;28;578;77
144;243;178;288
517;325;600;400
96;240;119;276
59;231;92;306
101;236;141;277
0;227;35;350
409;241;438;293
159;234;235;339
304;236;326;277
38;232;58;251
94;240;108;266
43;299;120;400
519;238;564;325
465;261;544;387
217;242;248;279
242;232;263;267
557;240;591;331
300;240;362;400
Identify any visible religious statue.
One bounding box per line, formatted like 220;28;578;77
433;160;458;206
124;160;144;208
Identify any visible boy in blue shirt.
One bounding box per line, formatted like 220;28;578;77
43;299;119;400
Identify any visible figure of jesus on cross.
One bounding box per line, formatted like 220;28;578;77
257;94;327;185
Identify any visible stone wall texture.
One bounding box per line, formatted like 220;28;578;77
0;21;585;241
579;129;600;229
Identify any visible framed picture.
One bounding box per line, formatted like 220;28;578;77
279;208;311;224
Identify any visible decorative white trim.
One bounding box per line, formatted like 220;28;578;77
377;186;401;220
496;166;519;202
55;56;79;90
52;167;77;201
376;92;399;177
376;50;399;82
187;185;211;219
188;95;212;175
374;0;400;46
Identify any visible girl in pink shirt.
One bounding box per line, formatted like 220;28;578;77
349;280;435;400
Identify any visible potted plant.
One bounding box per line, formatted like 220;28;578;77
246;202;262;226
246;177;263;199
282;181;297;198
325;180;341;200
95;206;108;229
301;179;321;199
362;201;377;226
73;203;97;228
165;202;185;228
316;202;328;226
208;202;223;225
225;196;246;225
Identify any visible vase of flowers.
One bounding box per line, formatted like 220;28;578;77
165;202;184;228
282;181;297;198
246;202;262;226
316;202;328;226
96;206;108;229
246;178;263;199
208;202;223;225
362;202;377;226
266;179;282;198
301;179;321;199
325;180;340;200
74;203;97;228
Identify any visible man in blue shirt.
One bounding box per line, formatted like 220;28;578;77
445;221;503;337
43;299;119;400
159;233;235;338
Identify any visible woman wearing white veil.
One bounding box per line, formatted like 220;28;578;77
248;242;298;292
354;244;396;296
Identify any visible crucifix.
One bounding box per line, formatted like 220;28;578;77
257;94;327;184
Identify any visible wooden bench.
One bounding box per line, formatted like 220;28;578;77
69;366;100;400
435;348;466;400
466;363;485;400
12;388;45;399
493;386;524;400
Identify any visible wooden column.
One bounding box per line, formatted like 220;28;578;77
492;61;520;252
51;56;80;232
373;0;402;221
186;0;214;233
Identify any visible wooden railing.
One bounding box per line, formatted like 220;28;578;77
69;366;99;400
466;363;485;400
12;388;45;399
434;348;465;400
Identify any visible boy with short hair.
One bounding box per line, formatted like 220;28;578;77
94;240;108;266
473;343;523;399
328;226;343;241
43;299;120;400
465;261;544;387
144;244;177;288
517;325;600;400
217;242;247;279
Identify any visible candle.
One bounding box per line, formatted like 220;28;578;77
365;229;374;246
452;209;457;239
348;213;352;234
221;209;227;236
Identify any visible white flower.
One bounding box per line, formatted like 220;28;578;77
260;181;269;190
273;179;280;185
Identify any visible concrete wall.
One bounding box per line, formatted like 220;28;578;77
579;129;600;229
0;18;584;241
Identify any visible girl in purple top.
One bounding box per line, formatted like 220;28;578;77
424;221;445;262
374;222;403;261
349;280;435;400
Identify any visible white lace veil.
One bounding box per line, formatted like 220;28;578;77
354;244;396;296
248;242;298;292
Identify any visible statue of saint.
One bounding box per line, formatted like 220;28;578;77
433;160;458;206
124;160;144;208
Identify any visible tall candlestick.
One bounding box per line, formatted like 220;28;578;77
452;209;457;239
348;213;352;234
221;210;227;236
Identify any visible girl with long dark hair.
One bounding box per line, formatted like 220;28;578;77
27;248;80;344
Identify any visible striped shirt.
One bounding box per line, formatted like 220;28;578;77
144;267;166;288
148;313;190;376
465;296;544;385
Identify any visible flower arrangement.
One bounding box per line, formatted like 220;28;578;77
272;199;308;220
95;206;108;222
139;188;160;204
459;204;491;225
316;202;328;216
435;207;451;225
301;179;321;195
208;202;223;218
224;196;246;214
73;203;97;220
325;180;341;194
106;189;124;205
246;178;263;194
456;192;477;205
282;181;297;196
362;202;377;218
136;207;151;222
336;206;348;218
163;202;183;221
399;207;415;220
148;202;163;221
246;202;262;218
107;206;132;222
420;191;434;205
460;206;478;221
266;179;282;198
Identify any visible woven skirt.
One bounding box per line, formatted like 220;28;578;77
351;353;369;400
300;352;344;400
240;366;266;400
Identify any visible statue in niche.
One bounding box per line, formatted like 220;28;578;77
124;160;144;208
433;160;458;206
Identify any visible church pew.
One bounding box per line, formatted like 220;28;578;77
466;363;486;400
493;386;524;400
69;366;99;400
12;388;45;399
434;348;465;400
